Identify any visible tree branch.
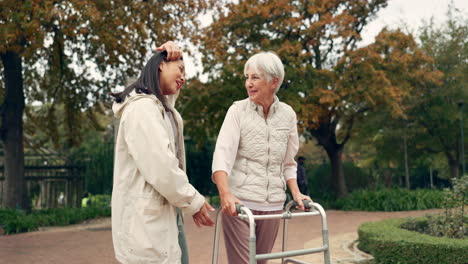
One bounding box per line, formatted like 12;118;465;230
340;107;370;146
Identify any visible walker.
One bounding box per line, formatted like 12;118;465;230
212;199;331;264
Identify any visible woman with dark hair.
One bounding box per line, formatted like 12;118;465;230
111;42;214;264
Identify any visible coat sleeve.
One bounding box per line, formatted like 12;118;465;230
123;99;205;216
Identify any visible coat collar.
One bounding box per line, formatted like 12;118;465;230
112;90;180;119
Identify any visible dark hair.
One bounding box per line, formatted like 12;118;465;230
111;51;181;110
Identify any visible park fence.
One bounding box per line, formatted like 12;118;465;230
0;155;85;208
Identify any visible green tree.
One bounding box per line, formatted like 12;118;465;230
347;5;467;186
413;7;468;179
23;102;110;155
183;0;441;197
349;109;439;189
0;0;213;209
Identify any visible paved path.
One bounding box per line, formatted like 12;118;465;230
0;209;441;264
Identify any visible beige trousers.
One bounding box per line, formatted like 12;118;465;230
222;209;282;264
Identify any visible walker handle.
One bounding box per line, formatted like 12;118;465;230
235;203;245;214
292;199;313;209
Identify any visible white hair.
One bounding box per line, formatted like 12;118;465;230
244;51;284;93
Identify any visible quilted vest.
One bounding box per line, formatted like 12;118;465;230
228;97;296;204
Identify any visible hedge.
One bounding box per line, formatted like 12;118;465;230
335;188;444;211
358;217;468;264
0;206;111;235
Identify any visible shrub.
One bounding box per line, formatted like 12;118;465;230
401;175;467;239
185;140;218;196
359;218;468;264
0;206;111;235
402;215;468;239
208;195;221;208
70;133;114;195
90;194;112;208
306;162;373;199
334;188;444;211
438;175;467;238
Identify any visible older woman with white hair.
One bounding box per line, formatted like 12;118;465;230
212;51;311;264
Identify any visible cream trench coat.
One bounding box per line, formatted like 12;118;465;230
111;91;205;264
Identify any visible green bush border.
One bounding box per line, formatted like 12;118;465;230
358;217;468;264
0;206;111;235
334;188;445;211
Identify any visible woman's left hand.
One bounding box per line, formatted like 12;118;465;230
292;192;313;211
192;201;215;228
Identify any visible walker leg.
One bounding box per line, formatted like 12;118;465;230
323;228;331;264
248;216;256;264
281;218;288;264
212;209;223;264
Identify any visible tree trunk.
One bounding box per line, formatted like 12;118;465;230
404;134;410;189
429;166;434;189
311;120;348;198
325;146;348;197
448;158;459;179
383;169;393;188
0;51;28;210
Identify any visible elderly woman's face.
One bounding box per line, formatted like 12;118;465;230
244;67;276;104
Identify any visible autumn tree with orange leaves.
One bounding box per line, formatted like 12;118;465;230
0;0;214;209
182;0;442;197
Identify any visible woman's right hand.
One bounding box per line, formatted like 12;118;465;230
213;170;242;216
220;192;242;216
155;41;183;60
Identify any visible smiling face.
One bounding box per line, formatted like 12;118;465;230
159;59;185;95
244;67;277;105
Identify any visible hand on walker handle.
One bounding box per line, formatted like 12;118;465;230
235;203;245;214
155;41;183;60
220;192;242;216
293;193;313;211
193;201;215;228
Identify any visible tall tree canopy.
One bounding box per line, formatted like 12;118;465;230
409;7;467;179
182;0;442;197
339;5;468;189
0;0;214;209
